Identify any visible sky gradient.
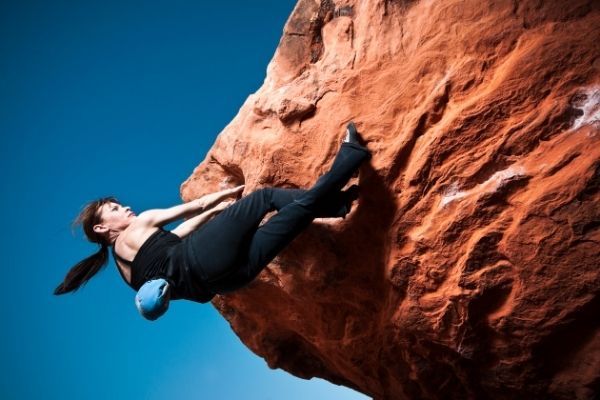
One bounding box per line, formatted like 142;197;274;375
0;1;368;399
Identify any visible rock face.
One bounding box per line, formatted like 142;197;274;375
180;0;600;398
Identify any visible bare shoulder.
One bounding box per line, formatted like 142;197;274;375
134;209;160;224
115;217;160;259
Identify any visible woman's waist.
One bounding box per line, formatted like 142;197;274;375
131;249;176;287
162;244;215;302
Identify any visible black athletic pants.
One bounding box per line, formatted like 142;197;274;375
182;141;371;294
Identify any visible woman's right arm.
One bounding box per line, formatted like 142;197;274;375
186;185;244;217
170;200;234;238
139;185;244;227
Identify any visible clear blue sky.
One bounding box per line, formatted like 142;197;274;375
0;1;368;399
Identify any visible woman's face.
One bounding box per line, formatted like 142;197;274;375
97;201;136;230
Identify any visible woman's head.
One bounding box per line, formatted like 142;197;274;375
76;196;120;245
90;200;136;243
54;196;133;295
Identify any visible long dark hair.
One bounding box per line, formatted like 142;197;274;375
54;196;120;295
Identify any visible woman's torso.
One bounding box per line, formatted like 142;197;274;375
112;225;215;303
113;227;181;289
113;221;165;282
113;226;161;284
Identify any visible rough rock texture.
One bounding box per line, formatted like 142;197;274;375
181;0;600;398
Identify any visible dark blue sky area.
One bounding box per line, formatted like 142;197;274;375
0;1;366;399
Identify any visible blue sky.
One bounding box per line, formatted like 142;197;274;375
0;1;368;399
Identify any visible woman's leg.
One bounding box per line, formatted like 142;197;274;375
182;187;300;282
208;141;370;293
183;181;359;285
270;186;360;218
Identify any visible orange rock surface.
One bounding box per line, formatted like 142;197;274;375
180;0;600;398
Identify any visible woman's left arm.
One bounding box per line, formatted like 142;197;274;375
194;185;244;214
171;200;235;238
139;185;244;227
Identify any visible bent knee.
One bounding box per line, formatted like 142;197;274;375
250;187;274;204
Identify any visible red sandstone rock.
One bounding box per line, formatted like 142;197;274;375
180;0;600;398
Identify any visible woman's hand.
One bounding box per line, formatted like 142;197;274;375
194;185;244;213
172;199;235;238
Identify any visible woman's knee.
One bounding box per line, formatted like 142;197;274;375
251;187;274;206
248;187;268;198
257;187;275;196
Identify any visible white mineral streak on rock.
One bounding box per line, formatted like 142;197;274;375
572;86;600;131
483;166;527;192
439;166;526;208
440;182;469;207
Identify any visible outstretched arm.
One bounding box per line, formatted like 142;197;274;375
171;199;234;238
186;185;243;217
139;185;244;227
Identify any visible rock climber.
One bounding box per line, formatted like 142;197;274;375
54;123;371;320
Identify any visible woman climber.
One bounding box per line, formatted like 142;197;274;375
54;122;371;320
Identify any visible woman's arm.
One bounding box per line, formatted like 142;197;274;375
139;185;244;227
170;200;235;238
185;185;244;218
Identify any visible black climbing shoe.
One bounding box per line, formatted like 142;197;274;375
338;184;361;219
317;185;361;219
345;121;363;146
343;184;360;209
344;121;372;161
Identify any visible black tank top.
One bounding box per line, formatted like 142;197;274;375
111;228;214;303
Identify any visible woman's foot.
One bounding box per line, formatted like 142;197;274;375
344;121;371;162
342;185;360;216
344;122;363;146
316;185;361;219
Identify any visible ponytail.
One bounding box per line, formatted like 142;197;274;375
54;244;109;295
54;196;119;296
